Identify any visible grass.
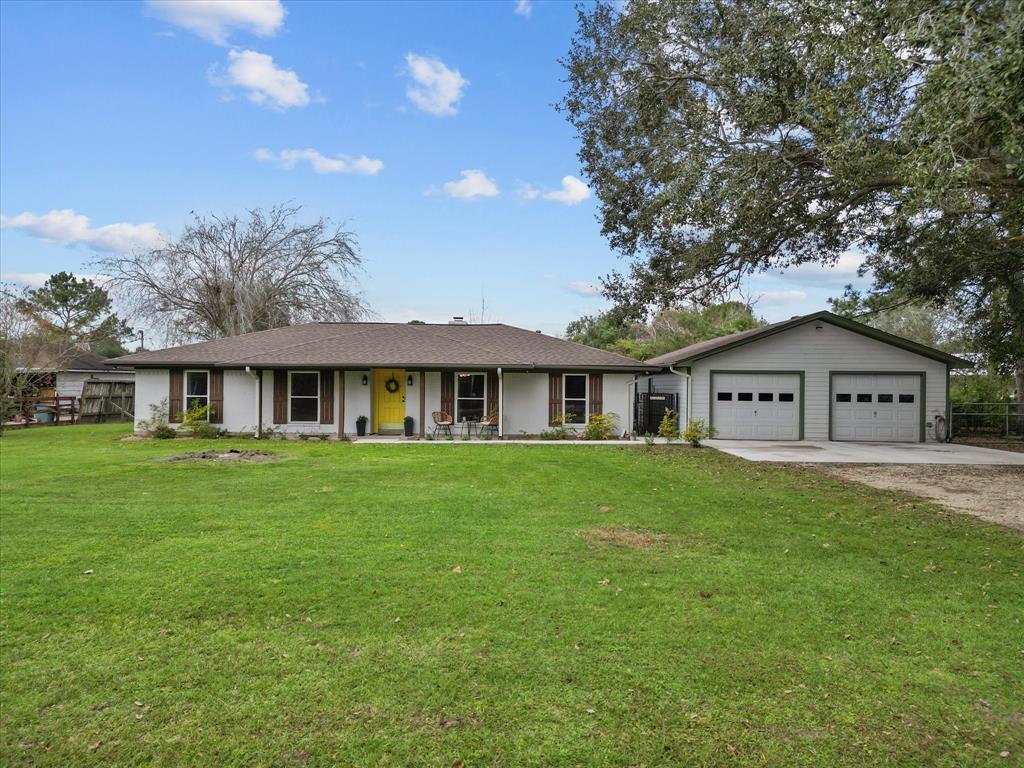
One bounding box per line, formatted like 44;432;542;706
1;424;1021;767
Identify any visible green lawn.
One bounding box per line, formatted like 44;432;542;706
1;425;1021;766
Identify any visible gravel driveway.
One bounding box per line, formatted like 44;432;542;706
818;464;1024;532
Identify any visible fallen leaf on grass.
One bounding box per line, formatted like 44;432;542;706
88;742;101;751
597;579;610;586
83;569;94;575
452;566;462;573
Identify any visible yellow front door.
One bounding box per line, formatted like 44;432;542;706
373;369;406;433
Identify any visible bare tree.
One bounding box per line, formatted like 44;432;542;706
98;205;369;343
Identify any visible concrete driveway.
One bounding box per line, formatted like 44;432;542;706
706;439;1024;465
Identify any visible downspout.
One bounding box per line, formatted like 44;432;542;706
626;376;637;438
497;367;503;438
669;365;691;424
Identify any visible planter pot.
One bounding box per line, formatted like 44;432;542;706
404;416;414;437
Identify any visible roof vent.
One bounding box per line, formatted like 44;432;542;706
535;330;542;333
448;316;468;325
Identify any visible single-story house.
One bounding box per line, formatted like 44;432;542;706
107;319;655;437
21;346;134;399
638;311;970;443
108;311;970;442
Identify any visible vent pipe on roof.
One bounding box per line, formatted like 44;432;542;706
448;316;468;325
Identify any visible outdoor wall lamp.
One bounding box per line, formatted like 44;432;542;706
407;374;414;386
361;374;368;386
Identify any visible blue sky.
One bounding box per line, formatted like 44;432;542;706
0;0;868;340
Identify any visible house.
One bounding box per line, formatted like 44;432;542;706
107;320;655;437
639;311;971;443
21;346;134;400
107;311;970;442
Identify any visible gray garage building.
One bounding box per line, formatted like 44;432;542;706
643;311;970;443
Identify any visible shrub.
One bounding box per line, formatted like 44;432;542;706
682;418;718;447
583;412;618;440
180;402;223;439
658;409;680;442
643;433;656;447
137;399;178;439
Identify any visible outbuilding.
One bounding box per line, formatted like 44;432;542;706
643;311;971;443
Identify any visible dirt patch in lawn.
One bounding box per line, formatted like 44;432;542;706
161;449;280;463
580;524;673;550
817;464;1024;532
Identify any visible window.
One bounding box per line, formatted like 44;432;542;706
185;370;209;415
758;392;774;402
717;392;733;401
289;371;319;422
457;373;486;421
779;392;794;402
857;394;872;403
563;374;588;423
835;393;852;403
738;392;753;401
899;393;915;404
877;394;894;403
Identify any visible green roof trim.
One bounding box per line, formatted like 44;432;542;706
649;311;973;369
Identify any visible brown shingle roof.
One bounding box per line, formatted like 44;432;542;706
107;323;655;371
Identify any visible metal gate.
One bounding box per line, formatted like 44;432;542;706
634;392;677;435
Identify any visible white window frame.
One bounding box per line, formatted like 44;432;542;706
184;369;210;420
288;370;320;424
455;371;486;422
563;373;589;425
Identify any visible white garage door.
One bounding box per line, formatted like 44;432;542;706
831;374;920;442
711;373;801;440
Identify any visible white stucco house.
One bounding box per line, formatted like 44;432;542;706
108;319;653;438
107;311;969;442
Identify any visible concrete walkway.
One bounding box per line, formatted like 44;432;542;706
705;439;1024;465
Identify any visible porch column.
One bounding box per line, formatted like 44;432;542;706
497;367;503;438
337;369;345;439
419;371;426;438
256;368;263;438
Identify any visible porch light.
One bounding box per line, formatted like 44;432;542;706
361;374;368;386
407;374;414;386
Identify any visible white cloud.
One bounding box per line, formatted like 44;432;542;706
145;0;285;45
442;170;499;200
754;289;808;306
773;251;868;284
515;182;541;201
211;49;310;110
542;176;591;206
254;148;383;175
514;0;533;18
0;209;164;253
405;53;468;117
564;281;601;297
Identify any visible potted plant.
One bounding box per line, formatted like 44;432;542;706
404;415;414;437
356;415;368;437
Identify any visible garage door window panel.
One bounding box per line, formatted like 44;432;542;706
857;394;872;403
836;393;851;403
779;393;794;402
899;394;915;403
717;392;733;401
738;392;753;401
758;393;774;402
878;394;894;403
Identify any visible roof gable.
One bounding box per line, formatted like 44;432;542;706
645;311;972;368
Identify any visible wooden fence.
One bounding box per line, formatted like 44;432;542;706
79;380;135;422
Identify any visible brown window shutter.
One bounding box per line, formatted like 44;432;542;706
208;369;224;423
548;373;563;425
440;371;455;418
168;368;183;422
319;370;334;424
486;371;498;417
589;373;603;417
273;370;288;424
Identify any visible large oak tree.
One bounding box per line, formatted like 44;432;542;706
561;0;1023;392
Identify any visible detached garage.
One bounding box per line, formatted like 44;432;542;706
644;312;970;443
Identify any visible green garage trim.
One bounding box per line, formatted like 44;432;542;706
827;371;926;443
709;370;805;441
